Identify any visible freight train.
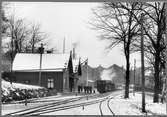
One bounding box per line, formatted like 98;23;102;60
96;80;115;93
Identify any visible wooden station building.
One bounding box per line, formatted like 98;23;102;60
12;52;79;92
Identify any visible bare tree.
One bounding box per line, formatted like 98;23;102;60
6;15;29;56
91;2;141;98
109;2;166;103
130;2;166;103
144;3;165;103
5;14;49;63
27;23;48;53
1;3;9;35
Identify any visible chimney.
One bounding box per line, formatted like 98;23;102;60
73;48;76;59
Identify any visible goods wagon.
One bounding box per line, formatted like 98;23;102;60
96;80;115;93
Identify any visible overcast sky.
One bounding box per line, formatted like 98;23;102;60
6;2;141;68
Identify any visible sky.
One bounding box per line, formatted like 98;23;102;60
5;2;141;68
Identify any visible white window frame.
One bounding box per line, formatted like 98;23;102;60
48;78;54;89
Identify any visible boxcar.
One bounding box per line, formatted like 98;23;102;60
96;80;115;93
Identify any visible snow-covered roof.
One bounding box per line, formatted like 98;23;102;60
12;53;70;72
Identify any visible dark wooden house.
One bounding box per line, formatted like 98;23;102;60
12;53;72;92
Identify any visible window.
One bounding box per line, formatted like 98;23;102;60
48;78;54;89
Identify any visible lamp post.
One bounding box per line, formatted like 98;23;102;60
38;43;44;86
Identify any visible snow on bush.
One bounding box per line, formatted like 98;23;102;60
2;79;43;90
1;79;48;103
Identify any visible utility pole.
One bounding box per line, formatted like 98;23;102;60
63;37;65;54
38;43;44;86
10;37;14;84
10;25;15;84
140;13;146;113
0;1;2;116
133;59;136;96
86;58;88;86
165;4;167;115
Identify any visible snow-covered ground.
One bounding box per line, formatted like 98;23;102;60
2;91;119;115
109;92;166;115
2;89;166;115
43;103;101;115
41;92;166;115
42;91;166;115
2;94;83;115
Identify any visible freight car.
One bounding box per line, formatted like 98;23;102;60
96;80;115;93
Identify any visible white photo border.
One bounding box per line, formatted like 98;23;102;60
0;0;167;116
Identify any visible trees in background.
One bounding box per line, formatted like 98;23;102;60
1;3;8;35
142;2;165;103
6;15;29;60
131;2;166;102
3;14;49;64
28;23;48;53
91;2;166;102
91;2;141;98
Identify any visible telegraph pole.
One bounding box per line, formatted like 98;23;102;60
165;3;167;115
0;1;2;116
38;43;44;86
133;59;136;96
140;13;146;113
86;58;88;86
63;37;65;54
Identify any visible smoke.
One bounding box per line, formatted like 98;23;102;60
72;41;80;49
72;41;80;59
100;68;116;81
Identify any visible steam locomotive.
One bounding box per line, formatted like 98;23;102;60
96;80;115;93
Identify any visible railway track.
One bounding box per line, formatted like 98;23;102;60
107;97;115;115
5;91;120;115
5;96;83;115
4;93;105;104
99;95;116;116
24;98;105;115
